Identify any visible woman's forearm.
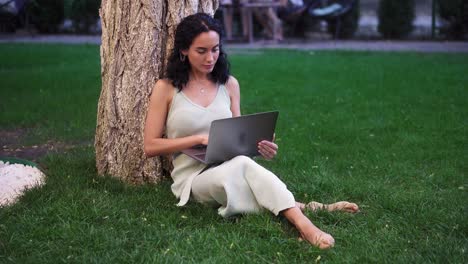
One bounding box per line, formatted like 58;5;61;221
144;135;204;157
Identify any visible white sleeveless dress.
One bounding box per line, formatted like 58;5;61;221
166;84;296;217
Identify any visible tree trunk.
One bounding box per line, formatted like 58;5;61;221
95;0;219;184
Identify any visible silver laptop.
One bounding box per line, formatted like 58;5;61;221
181;111;279;164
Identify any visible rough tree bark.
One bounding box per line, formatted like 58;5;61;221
95;0;219;184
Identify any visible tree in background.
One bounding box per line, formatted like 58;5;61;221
95;0;219;184
26;0;64;33
438;0;468;40
377;0;415;39
70;0;100;34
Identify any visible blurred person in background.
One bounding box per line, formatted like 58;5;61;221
220;0;284;41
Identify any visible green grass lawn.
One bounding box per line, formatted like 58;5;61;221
0;44;467;263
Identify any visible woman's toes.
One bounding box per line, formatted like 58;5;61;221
343;202;359;213
316;233;335;249
301;231;335;249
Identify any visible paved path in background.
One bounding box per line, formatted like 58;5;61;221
228;40;468;53
0;35;467;53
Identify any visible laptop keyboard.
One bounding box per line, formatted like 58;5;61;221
195;153;206;159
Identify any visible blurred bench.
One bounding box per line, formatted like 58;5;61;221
308;0;356;39
277;0;356;39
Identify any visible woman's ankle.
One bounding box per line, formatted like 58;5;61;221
282;206;304;225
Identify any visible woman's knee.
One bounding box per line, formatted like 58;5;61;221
232;155;255;165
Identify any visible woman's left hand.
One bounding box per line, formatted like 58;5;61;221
258;140;278;160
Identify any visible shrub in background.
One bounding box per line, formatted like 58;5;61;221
438;0;468;40
26;0;64;33
377;0;415;39
70;0;101;34
327;0;360;39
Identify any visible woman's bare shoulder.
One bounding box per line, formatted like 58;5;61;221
154;78;175;93
225;75;240;94
151;78;176;102
155;78;175;91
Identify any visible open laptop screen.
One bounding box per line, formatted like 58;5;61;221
182;111;278;164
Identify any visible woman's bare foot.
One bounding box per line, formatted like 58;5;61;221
283;207;335;249
297;201;359;213
296;217;335;249
326;201;359;213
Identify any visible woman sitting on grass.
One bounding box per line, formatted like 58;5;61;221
144;13;358;249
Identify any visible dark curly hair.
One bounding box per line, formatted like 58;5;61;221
165;13;230;90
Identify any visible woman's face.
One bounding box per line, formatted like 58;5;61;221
183;30;220;75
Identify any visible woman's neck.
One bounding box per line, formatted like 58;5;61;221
189;70;211;83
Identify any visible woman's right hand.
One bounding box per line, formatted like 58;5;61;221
198;134;209;145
